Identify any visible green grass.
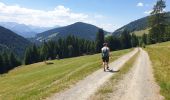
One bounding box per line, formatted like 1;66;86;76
145;41;170;100
0;49;132;100
131;28;150;36
91;50;139;100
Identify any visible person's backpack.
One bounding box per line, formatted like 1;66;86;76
102;48;109;58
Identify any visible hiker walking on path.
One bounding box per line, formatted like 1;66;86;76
101;43;110;72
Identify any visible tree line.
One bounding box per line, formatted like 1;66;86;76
24;29;139;65
0;52;21;74
0;28;140;74
24;35;96;65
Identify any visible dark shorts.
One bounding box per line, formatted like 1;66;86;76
102;57;109;62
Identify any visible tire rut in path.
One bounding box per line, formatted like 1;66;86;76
46;49;138;100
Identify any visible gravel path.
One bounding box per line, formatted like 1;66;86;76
46;49;138;100
108;48;164;100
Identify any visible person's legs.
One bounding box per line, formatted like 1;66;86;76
102;57;106;71
106;57;109;70
103;62;106;71
106;62;109;70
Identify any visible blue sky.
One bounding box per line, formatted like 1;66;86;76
0;0;169;32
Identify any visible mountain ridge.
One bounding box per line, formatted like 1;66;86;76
112;12;170;36
35;22;110;42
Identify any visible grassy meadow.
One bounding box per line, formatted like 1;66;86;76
131;28;150;36
145;41;170;100
0;49;132;100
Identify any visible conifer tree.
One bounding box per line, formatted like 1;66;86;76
9;52;21;69
131;33;139;47
0;54;4;73
40;42;49;61
96;28;104;53
24;47;32;65
120;30;132;49
149;0;167;43
142;33;148;45
2;52;10;71
31;44;39;63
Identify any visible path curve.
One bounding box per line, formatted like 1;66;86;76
46;48;138;100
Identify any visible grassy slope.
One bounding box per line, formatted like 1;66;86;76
91;50;139;100
145;41;170;100
131;28;150;36
0;49;132;100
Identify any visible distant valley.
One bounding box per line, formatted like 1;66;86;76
0;22;55;38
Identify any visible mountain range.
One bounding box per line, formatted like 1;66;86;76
0;22;55;38
1;12;170;58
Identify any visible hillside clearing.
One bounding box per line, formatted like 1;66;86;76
131;28;150;36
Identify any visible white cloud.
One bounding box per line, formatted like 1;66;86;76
0;2;89;27
98;24;115;32
0;2;116;32
137;2;144;7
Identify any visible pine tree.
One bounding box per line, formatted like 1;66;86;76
131;33;139;47
54;42;59;59
68;45;74;57
2;52;10;72
96;28;104;53
0;54;4;73
24;47;32;65
58;38;63;59
105;36;114;51
40;42;49;61
142;33;147;45
9;52;21;69
31;44;39;63
47;41;56;60
120;30;132;49
149;0;167;43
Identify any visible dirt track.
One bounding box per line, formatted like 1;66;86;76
46;49;138;100
46;48;163;100
108;48;164;100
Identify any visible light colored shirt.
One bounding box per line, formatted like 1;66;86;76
101;47;110;54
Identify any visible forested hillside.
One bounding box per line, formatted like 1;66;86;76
113;12;170;36
0;26;31;57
